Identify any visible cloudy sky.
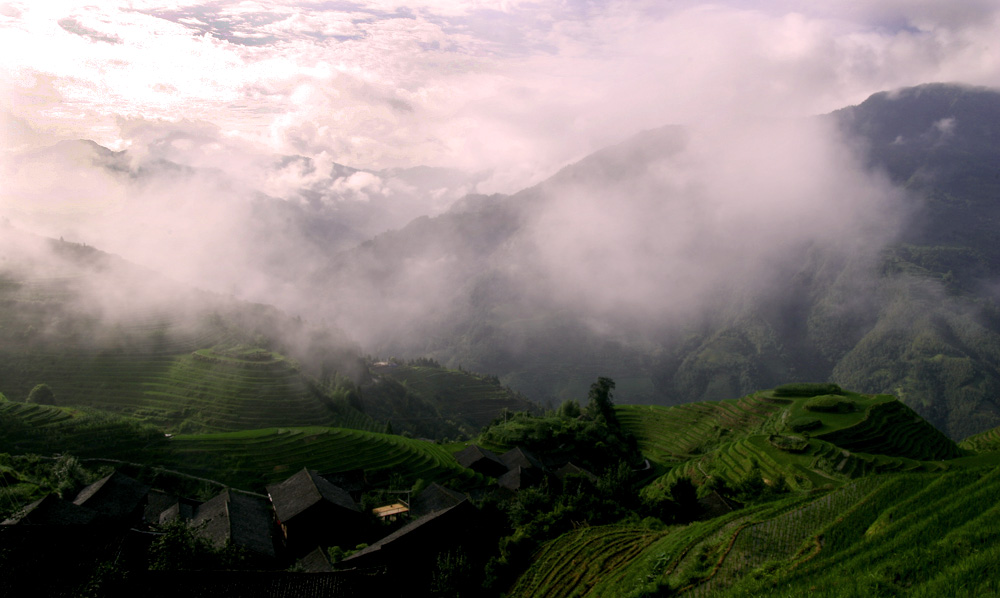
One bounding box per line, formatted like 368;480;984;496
3;0;1000;193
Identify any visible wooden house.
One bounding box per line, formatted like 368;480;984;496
1;494;99;526
500;446;547;472
190;489;277;561
341;500;480;572
409;482;467;518
454;445;507;478
72;470;149;525
266;468;363;555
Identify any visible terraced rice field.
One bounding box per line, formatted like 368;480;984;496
509;525;668;597
711;467;1000;597
815;400;962;460
0;400;167;459
516;467;1000;598
617;394;785;463
158;426;481;490
0;349;377;434
375;365;536;427
959;424;1000;453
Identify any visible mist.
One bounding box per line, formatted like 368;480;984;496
3;1;1000;403
305;115;907;365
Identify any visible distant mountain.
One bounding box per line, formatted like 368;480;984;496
315;84;1000;439
0;135;485;312
0;226;532;439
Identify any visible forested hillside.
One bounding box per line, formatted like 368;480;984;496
311;84;1000;440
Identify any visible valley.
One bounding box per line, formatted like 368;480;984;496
2;83;1000;596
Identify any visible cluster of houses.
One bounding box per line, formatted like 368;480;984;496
455;444;597;491
0;443;587;595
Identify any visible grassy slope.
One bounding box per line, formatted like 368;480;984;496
514;469;1000;597
372;364;537;428
513;385;994;597
158;427;482;490
0;398;480;492
0;346;377;434
357;364;539;439
958;424;1000;453
0;399;167;460
620;389;961;498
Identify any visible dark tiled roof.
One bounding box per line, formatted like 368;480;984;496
145;489;178;524
554;462;598;483
72;470;149;521
192;490;276;558
267;468;359;523
453;445;507;477
1;494;99;526
497;466;545;491
298;547;333;572
146;489;198;525
343;500;474;565
501;447;546;471
158;500;197;525
409;483;467;518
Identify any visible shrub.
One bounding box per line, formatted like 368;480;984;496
788;416;823;432
803;395;856;413
773;383;844;398
767;434;810;452
26;384;56;406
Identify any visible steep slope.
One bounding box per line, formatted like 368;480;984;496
315;84;1000;439
514;384;993;598
620;385;961;499
0;229;531;438
513;469;1000;598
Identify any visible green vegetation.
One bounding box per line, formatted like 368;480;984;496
773;383;844;397
26;383;56;405
621;388;961;505
2;372;1000;596
158;427;482;489
803;394;856;413
959;424;1000;453
0;400;167;461
362;362;537;439
0;453;111;519
787;416;821;432
507;380;999;597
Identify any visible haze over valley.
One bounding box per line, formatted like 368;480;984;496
4;3;1000;595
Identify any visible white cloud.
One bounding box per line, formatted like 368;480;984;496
2;0;999;192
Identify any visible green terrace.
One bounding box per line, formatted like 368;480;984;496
0;347;377;434
513;468;1000;597
620;386;964;497
375;364;535;428
157;427;483;490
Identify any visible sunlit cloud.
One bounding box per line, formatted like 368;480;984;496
2;1;998;191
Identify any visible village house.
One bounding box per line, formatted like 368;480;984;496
189;489;278;561
1;494;100;526
72;470;150;525
454;444;508;478
409;482;467;518
340;499;482;575
266;468;364;555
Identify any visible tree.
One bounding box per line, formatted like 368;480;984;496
148;521;216;570
557;399;581;418
670;477;700;523
586;377;618;427
26;384;55;406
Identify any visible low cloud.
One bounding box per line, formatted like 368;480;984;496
57;17;123;44
4;2;1000;194
0;1;993;369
